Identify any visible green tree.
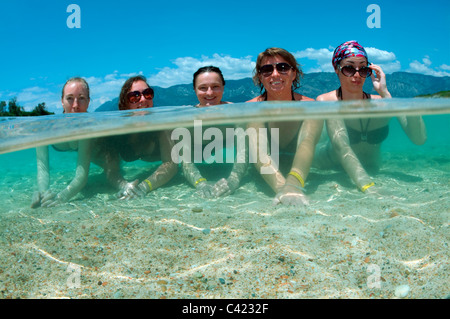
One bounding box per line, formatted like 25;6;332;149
0;100;6;114
31;102;53;116
8;97;24;116
0;98;53;116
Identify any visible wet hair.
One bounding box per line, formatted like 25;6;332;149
118;75;152;110
62;77;90;99
252;47;303;94
193;66;226;88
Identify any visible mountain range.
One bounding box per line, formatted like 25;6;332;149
95;72;450;112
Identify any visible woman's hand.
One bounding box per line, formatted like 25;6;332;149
210;176;240;198
195;180;215;198
31;191;43;208
40;190;64;207
272;184;309;207
117;179;147;200
370;64;391;98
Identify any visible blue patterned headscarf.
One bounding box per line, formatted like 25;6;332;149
332;40;368;69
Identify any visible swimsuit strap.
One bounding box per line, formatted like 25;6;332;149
337;87;370;100
359;118;371;142
337;87;342;99
338;86;373;143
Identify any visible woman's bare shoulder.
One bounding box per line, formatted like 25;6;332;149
316;90;338;101
295;93;315;101
246;96;263;102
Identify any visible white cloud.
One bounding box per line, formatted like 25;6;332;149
364;47;397;63
375;60;402;74
422;56;432;67
294;48;334;72
363;47;401;73
148;54;256;88
17;86;53;101
408;56;450;77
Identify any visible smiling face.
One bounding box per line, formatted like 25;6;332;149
61;81;90;113
194;72;225;107
258;55;296;99
126;80;154;110
336;56;369;92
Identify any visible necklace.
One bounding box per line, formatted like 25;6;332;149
337;87;371;142
359;118;370;142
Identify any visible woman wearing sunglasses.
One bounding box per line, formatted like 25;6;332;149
182;66;248;198
247;48;323;206
32;77;95;207
315;40;427;193
101;75;177;199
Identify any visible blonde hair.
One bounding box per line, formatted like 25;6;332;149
62;77;90;99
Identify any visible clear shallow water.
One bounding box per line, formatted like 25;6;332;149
1;98;449;154
0;100;449;299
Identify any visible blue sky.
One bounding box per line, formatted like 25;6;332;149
0;0;449;113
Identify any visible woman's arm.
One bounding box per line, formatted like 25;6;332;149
137;130;178;193
182;160;217;197
247;121;286;193
288;119;323;186
326;119;374;192
397;116;427;145
210;124;249;197
36;146;50;193
59;139;92;199
31;146;50;208
274;119;323;206
41;139;93;207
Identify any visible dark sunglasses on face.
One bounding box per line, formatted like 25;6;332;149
338;64;372;78
259;62;293;77
127;87;154;104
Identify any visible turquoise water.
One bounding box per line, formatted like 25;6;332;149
0;101;449;299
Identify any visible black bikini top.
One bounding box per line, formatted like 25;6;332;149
346;119;389;145
337;87;389;145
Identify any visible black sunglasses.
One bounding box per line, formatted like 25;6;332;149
127;87;154;104
338;64;372;78
259;62;293;77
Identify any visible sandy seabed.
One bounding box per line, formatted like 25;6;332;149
0;150;448;300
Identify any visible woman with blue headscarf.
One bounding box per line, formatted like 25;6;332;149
314;41;427;194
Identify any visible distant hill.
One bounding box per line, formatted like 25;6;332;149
416;90;450;98
95;72;450;112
